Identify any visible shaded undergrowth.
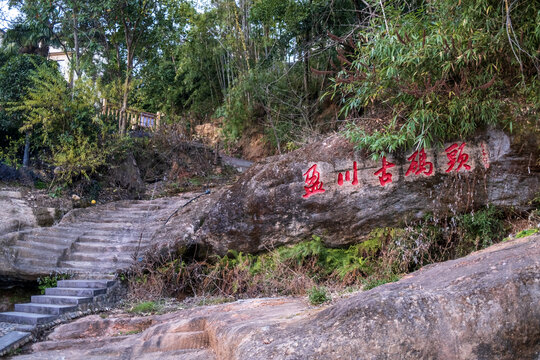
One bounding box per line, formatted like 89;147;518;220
127;206;535;301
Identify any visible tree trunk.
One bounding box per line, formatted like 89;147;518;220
22;132;30;168
120;51;134;135
72;8;80;77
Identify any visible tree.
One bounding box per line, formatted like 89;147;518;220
0;53;50;166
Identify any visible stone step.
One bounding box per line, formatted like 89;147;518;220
141;331;210;353
0;312;56;325
14;240;67;252
98;210;153;216
14;303;77;315
15;258;58;268
72;217;140;225
137;349;215;360
57;279;116;289
24;235;75;245
45;287;107;297
72;242;145;253
68;253;134;263
77;235;149;244
13;246;63;260
60;260;133;272
74;222;137;231
0;331;31;356
75;217;148;225
28;227;83;237
57;272;116;280
31;295;93;305
76;233;131;241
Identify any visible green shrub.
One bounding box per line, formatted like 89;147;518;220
330;1;539;158
308;286;330;305
128;207;510;300
37;273;72;295
129;301;160;314
515;229;538;239
362;274;401;291
459;206;506;254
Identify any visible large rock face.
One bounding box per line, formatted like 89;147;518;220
194;129;539;254
13;235;540;359
238;235;540;359
0;190;37;234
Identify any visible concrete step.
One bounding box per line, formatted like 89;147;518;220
45;287;107;297
31;295;93;305
0;331;31;356
57;279;116;289
0;312;57;325
14;303;77;315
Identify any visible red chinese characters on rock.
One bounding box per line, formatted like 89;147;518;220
302;164;325;198
337;161;359;186
445;142;471;173
374;156;395;186
405;148;433;177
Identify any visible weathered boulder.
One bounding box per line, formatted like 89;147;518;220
0;190;37;234
13;235;540;360
237;235;540;360
108;152;146;195
194;129;539;254
0;162;20;182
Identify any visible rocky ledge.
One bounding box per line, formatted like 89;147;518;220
157;128;539;256
12;235;540;359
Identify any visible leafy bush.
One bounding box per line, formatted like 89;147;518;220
329;1;540;158
5;60;125;184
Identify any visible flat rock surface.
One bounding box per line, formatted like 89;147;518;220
13;297;312;360
12;235;540;360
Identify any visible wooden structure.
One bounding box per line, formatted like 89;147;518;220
101;99;162;131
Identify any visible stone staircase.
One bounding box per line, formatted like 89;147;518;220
0;194;201;279
0;279;120;356
0;279;116;326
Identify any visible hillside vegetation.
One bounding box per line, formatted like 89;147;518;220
0;1;537;188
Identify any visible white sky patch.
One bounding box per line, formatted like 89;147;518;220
0;1;20;31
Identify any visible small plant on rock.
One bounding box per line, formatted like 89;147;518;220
308;286;330;305
128;301;161;315
37;272;72;294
